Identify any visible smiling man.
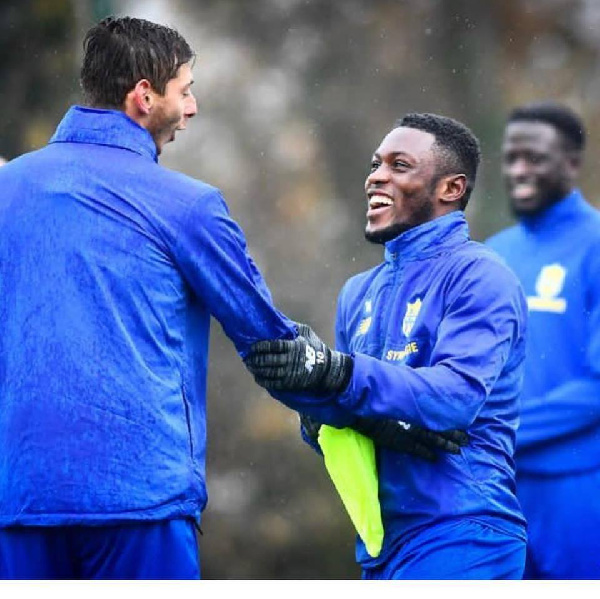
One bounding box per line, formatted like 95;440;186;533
486;102;600;579
246;113;529;579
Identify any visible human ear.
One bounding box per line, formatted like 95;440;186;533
566;150;582;180
132;79;154;115
439;174;467;205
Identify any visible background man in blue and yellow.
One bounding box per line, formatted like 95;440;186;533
486;102;600;579
246;113;529;579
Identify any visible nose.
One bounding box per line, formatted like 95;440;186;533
506;156;530;180
185;93;198;119
365;162;390;190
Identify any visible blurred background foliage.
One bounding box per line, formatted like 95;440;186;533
2;0;599;579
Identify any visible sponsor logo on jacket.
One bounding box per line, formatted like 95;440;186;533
386;341;419;361
527;263;567;313
357;299;373;335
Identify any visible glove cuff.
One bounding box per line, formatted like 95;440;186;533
322;350;354;393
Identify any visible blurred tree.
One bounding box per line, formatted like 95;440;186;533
0;0;115;160
0;0;76;158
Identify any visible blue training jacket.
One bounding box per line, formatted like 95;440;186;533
486;190;600;475
330;212;528;567
0;106;299;526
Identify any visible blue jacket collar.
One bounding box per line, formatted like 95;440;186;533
384;210;469;263
49;105;158;163
520;189;587;232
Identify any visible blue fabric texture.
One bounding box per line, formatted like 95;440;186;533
0;106;298;526
486;190;600;475
331;212;528;570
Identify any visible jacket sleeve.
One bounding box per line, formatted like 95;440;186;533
517;243;600;449
176;188;355;425
334;259;527;431
266;286;358;428
173;189;297;356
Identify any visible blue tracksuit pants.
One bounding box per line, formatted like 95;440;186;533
361;519;526;580
0;518;200;579
518;468;600;579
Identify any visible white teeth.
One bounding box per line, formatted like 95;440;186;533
369;194;393;208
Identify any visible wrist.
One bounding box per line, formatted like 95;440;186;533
322;350;353;393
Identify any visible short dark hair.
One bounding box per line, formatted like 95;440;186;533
80;16;195;109
507;101;586;151
395;113;481;209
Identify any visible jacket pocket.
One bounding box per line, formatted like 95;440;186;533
181;385;195;460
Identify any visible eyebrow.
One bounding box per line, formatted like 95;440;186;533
372;150;415;161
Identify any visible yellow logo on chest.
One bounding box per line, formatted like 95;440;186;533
356;299;373;336
357;316;372;335
527;263;567;313
386;341;419;361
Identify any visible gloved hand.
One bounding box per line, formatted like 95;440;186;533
300;413;468;462
245;323;353;394
351;416;468;461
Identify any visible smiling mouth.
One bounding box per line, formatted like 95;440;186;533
368;194;394;210
511;182;537;201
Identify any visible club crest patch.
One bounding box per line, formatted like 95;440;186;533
402;298;422;337
535;263;566;299
528;263;567;313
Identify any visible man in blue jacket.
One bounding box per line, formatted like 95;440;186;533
486;102;600;579
246;113;529;579
0;16;299;580
0;18;464;579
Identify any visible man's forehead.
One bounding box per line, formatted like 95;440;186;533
503;120;561;146
175;62;194;82
375;126;435;156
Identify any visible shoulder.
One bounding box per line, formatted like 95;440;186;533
576;201;600;239
456;240;521;279
155;166;223;205
148;166;235;227
449;241;525;300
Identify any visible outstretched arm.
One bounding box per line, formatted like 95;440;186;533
174;189;297;354
246;259;527;431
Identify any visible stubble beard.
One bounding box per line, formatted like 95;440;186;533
364;195;435;245
147;107;182;155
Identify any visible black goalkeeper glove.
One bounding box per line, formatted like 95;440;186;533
351;416;469;461
300;413;468;462
245;323;353;394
